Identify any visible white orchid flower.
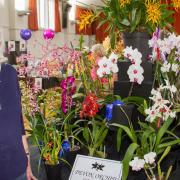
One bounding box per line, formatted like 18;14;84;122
129;157;145;171
109;52;118;64
144;152;156;165
160;62;171;73
98;56;110;68
171;63;179;73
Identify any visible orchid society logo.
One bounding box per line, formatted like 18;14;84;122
92;162;105;171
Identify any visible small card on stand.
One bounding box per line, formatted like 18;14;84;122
8;41;15;52
20;41;26;51
35;78;42;90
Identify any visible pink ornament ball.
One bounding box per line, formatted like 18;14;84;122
43;29;55;40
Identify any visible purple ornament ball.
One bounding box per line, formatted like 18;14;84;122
20;29;32;41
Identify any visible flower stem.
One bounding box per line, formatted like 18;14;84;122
144;168;152;180
149;167;156;180
128;82;134;97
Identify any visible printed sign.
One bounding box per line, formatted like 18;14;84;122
35;78;42;89
69;155;122;180
8;41;15;51
20;41;26;51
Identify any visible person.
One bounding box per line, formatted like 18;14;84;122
0;59;37;180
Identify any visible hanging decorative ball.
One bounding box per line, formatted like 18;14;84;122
43;29;55;40
20;29;32;41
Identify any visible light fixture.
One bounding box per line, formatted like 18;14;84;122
69;0;76;5
17;10;31;16
62;1;72;28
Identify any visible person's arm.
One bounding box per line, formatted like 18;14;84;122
22;135;37;180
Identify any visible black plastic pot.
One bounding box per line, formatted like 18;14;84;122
45;149;88;180
113;81;132;98
122;32;151;61
45;161;72;180
29;142;48;180
131;82;154;99
114;81;153;99
42;77;60;89
108;104;134;130
45;164;62;180
117;61;154;83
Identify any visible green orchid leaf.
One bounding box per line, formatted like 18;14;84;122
111;123;137;143
131;8;137;22
96;19;108;29
158;146;171;178
138;121;154;131
155;118;173;150
158;139;180;149
110;31;116;49
120;19;130;26
117;128;123;152
72;93;84;99
123;96;146;107
165;166;173;180
83;127;90;144
122;143;139;180
94;129;108;149
130;9;141;32
141;130;154;150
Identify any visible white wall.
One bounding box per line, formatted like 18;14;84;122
2;0;103;57
76;0;103;6
0;0;10;41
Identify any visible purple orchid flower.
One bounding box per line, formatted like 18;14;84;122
60;76;76;114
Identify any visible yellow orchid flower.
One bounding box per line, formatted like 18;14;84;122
119;0;131;8
78;10;95;31
145;0;161;25
172;0;180;11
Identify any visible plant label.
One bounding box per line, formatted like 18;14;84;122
35;78;42;89
8;41;15;51
69;155;122;180
20;41;26;51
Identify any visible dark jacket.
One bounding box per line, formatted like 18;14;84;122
0;64;27;180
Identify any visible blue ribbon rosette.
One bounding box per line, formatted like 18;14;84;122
106;100;124;121
58;140;71;157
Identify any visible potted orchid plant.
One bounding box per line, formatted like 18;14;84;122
96;0;175;56
149;31;180;113
104;46;146;127
54;75;85;158
112;114;180;180
97;0;174;34
76;36;119;97
73;93;109;158
111;38;180;178
96;51;119;95
78;0;176;60
27;112;71;180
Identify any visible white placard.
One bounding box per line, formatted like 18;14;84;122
69;155;122;180
8;41;15;51
35;78;42;89
20;41;26;51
